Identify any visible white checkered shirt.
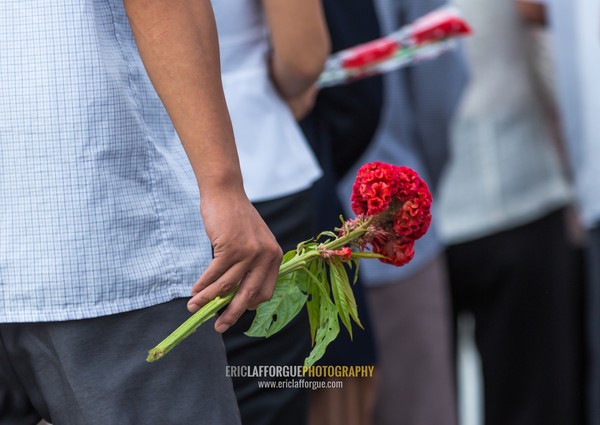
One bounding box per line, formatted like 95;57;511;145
0;0;212;322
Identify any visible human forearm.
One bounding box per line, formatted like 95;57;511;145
262;0;330;99
124;0;243;197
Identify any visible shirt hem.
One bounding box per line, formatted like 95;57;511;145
0;287;193;323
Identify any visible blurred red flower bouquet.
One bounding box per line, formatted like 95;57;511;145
317;6;471;87
147;161;432;366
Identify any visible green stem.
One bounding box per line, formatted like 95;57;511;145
278;217;372;276
147;291;235;362
146;217;372;362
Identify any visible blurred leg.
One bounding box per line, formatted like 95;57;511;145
366;255;457;425
447;210;582;425
308;376;377;425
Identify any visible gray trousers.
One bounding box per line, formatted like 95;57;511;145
0;298;241;425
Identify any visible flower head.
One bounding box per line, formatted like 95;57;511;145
351;162;400;216
393;198;432;240
373;240;415;267
350;162;432;266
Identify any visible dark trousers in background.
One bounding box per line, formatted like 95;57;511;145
447;209;583;425
223;189;315;425
587;224;600;425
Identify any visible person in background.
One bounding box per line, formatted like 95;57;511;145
438;0;583;423
532;0;600;423
0;0;283;424
198;1;329;424
303;0;467;423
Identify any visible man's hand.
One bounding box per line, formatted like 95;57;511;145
188;189;283;333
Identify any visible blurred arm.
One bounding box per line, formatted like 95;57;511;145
262;0;331;99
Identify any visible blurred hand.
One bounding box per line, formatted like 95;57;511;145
188;190;283;333
515;0;547;25
287;85;319;121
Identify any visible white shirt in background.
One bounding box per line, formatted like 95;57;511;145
438;0;571;244
211;0;322;203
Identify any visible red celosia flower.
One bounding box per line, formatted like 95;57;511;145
336;247;353;259
395;166;432;203
373;240;415;267
351;162;400;216
350;162;432;266
393;198;432;240
318;245;353;262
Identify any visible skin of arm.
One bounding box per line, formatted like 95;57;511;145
262;0;330;100
123;0;282;333
287;84;319;121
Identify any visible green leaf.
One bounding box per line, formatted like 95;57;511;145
316;230;338;240
305;259;330;344
329;263;353;338
338;267;363;330
351;258;360;285
306;280;321;345
303;260;329;298
281;249;297;264
245;271;308;338
304;295;340;366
